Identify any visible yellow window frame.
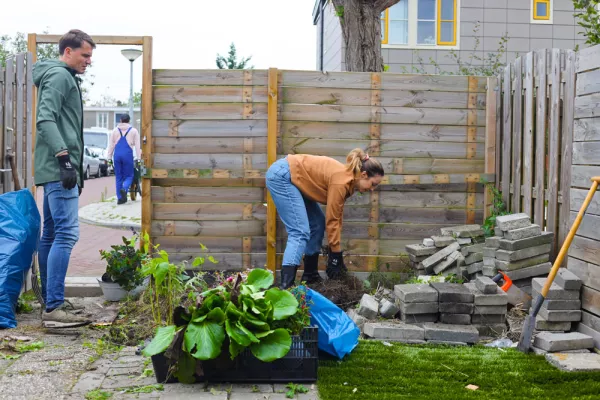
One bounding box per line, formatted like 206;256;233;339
437;0;457;46
533;0;550;20
381;9;389;44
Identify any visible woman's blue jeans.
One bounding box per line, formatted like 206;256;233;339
266;158;325;267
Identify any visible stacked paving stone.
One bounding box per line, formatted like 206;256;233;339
532;269;583;332
394;284;439;324
405;224;485;279
465;277;509;336
482;213;553;291
431;282;474;325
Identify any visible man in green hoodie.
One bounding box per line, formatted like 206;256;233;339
33;29;95;328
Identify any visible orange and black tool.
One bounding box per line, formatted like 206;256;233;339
492;271;532;310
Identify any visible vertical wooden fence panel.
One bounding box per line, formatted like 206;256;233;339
266;68;278;273
522;52;535;218
512;57;523;213
15;54;25;190
501;64;512;210
534;49;547;229
3;59;14;193
546;49;562;240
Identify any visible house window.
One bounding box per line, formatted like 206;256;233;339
96;112;109;129
533;0;550;20
381;0;458;48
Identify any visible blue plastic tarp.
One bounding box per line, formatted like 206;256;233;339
0;189;40;329
305;287;360;359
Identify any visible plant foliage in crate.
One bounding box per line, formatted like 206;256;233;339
99;233;148;292
142;268;317;383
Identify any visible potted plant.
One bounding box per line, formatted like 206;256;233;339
142;268;317;383
98;234;147;301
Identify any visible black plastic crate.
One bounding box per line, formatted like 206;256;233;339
152;326;318;383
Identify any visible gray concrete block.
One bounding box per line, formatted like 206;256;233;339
532;278;581;300
346;308;369;328
427;340;468;346
439;313;472;325
423;323;479;343
537;308;582;322
499;231;554;251
495;254;550;271
495;244;552;262
496;213;531;231
409;253;429;263
545;353;600;372
554;268;582;291
423;238;435;247
533;347;590;355
398;301;439;315
421;242;461;272
406;244;438;257
401;313;438;324
505;262;551;281
542;299;581;311
485;236;502;249
440;225;484;238
439;302;474;314
461;243;484;256
495;226;503;237
464;252;484;265
464;283;508;306
483;247;497;257
476;276;497;294
504;224;542;240
473;305;507;315
457;238;473;245
357;294;379;319
467;261;484;275
483;257;496;267
432;235;457;248
394;284;439;303
363;322;425;341
471;314;506;324
473;324;507;337
430;282;474;303
433;251;462;274
533;332;594;352
482;266;498;277
379;298;400;319
535;317;571;332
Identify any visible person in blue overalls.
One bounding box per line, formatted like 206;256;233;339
107;114;142;204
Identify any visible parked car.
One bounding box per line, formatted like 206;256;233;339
83;127;113;176
83;145;102;180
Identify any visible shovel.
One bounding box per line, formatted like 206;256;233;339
517;176;600;353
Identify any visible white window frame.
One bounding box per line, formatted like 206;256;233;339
531;0;553;24
382;0;460;50
96;112;109;129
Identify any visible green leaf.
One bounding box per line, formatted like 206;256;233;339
265;288;298;320
173;352;197;384
244;314;270;331
236;321;260;344
206;307;226;324
199;242;207;250
142;325;177;357
246;269;274;290
229;338;245;360
250;329;291;362
184;321;225;360
255;329;275;339
192;257;204;267
208;256;219;264
154;262;170;287
226;319;253;346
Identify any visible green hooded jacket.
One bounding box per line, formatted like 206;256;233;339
33;59;84;188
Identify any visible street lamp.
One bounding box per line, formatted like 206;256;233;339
121;48;142;129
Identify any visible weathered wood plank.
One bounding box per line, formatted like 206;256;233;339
572;141;600;165
150;168;266;180
152;186;265;203
484;76;498;219
522;52;534;218
154;103;268;120
37;34;144;45
280;104;486;125
495;73;502;191
574;92;600;118
576;44;600;73
152;154;268;170
0;66;4;191
166;252;268;270
581;311;600;344
152;178;266;188
153;69;269;85
582;286;600;318
502;63;512;209
153;203;267;221
569;235;600;266
571;165;600;188
25;52;33;189
154;137;268;154
141;36;153;248
15;54;25;189
576;68;600;96
280;138;485;159
534;49;547;228
152;236;267;254
152;120;267;137
377;191;482;207
512;57;523;212
280;121;485;142
154;86;268;103
3;58;15;193
152;220;266;237
560;50;576;248
569;188;600;215
279;86;486;108
569;211;600;241
573;118;600;142
567;256;600;292
547;49;562;237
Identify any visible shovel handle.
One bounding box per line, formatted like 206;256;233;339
540;179;599;297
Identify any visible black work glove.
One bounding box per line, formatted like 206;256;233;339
57;154;78;190
326;251;347;280
78;185;82;197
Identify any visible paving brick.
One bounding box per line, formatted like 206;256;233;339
357;294;379;319
394;284;439;303
423;238;435;247
499;231;554;251
485;236;502;249
535;317;571;331
71;372;105;393
427;340;468;346
537;308;582;322
545;353;600;372
464;283;508;306
439;313;472;325
495;226;503;237
438;302;474;314
347;308;369;328
505;262;551;281
483;257;496;267
464;252;484;265
532;278;581;300
482;266;498;277
473;305;507;315
406;244;438;257
409;253;429;263
457;238;472;245
483;247;497;257
430;282;474;303
471;314;506;324
475;276;497;294
504;224;542;240
433;251;462;274
461;243;484;256
467;261;484;274
533;332;594;352
398;301;438;314
379;298;400;318
440;225;485;238
496;213;531;231
432;235;457;247
542;299;581;311
421;242;461;273
473;324;507;336
495;244;552;262
363;322;425;340
554;268;582;291
532;347;591;355
102;376;157;389
495;254;550;271
401;313;438;324
422;323;479;343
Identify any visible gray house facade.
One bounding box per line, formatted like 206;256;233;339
313;0;587;73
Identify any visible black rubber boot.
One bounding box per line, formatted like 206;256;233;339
301;254;323;284
280;265;298;289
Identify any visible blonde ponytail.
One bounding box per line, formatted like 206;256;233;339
345;148;385;179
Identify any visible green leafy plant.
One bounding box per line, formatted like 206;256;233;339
285;383;309;398
100;234;147;292
85;390;113;400
481;179;509;237
142;269;305;383
574;0;600;46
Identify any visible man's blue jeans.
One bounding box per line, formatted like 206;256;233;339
266;158;325;267
38;181;80;311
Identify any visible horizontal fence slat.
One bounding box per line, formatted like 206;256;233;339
154;137;268;154
154;103;268;120
569;211;600;241
576;45;600;73
574;118;600;142
576;68;600;96
152;154;268;170
154;86;268;103
574;92;600;119
570;188;600;215
569;235;600;266
571;165;600;188
572;141;600;165
153;69;269;85
568;256;600;292
152;220;266;237
582;286;600;317
152;120;267;137
152;186;265;203
153;203;267;221
153;236;266;254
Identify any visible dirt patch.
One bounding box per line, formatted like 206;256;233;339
307;273;366;310
506;306;528;342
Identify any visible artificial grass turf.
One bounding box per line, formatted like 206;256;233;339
317;340;600;400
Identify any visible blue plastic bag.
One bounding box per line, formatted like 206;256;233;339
305;287;360;359
0;189;40;329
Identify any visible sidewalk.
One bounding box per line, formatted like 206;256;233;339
79;196;141;231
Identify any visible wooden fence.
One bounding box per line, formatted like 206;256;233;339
146;69;496;274
495;49;576;257
567;45;600;349
0;53;34;193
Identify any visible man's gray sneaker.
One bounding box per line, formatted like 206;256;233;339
42;307;92;328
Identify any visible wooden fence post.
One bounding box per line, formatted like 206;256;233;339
484;76;497;220
27;34;37;196
141;36;153;249
266;68;278;274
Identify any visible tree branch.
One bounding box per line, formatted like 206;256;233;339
374;0;402;13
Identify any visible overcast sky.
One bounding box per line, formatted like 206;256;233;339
3;0;318;103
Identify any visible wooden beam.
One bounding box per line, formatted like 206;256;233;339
484;76;497;220
266;68;279;274
35;34;144;45
141;36;153;250
27;34;37;197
